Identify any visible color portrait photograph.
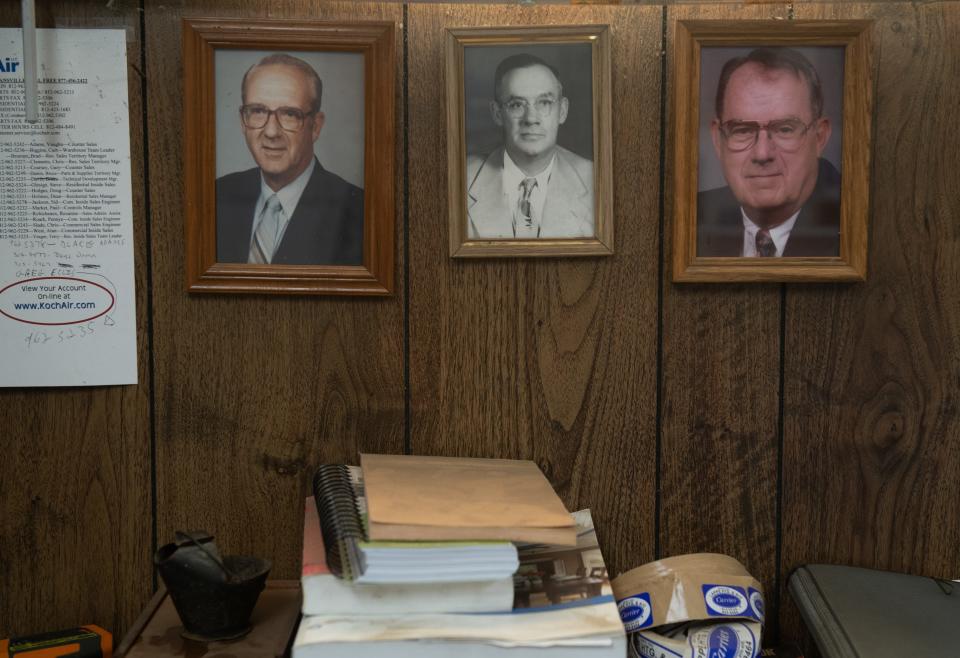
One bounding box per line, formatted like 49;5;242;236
697;46;844;260
182;18;395;295
214;49;365;267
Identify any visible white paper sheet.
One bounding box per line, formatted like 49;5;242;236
0;28;137;386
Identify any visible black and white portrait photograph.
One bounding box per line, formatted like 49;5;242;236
214;49;365;267
446;26;613;258
182;19;395;295
697;46;844;259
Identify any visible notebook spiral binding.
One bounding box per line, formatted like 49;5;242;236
312;464;366;580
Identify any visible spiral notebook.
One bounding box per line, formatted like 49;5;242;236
312;464;518;584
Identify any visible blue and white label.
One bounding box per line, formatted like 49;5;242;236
618;593;654;631
702;584;749;616
688;622;759;658
707;625;740;658
748;587;765;622
632;632;683;658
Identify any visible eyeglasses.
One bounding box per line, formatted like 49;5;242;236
719;118;818;152
240;104;315;132
498;97;558;119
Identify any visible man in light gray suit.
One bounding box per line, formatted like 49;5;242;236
467;54;594;240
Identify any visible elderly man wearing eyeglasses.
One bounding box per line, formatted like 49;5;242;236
698;47;841;258
466;54;594;240
216;53;363;265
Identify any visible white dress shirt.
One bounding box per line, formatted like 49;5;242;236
502;150;556;237
249;158;317;252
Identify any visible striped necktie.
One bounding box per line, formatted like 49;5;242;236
756;229;776;257
249;194;283;264
514;177;538;238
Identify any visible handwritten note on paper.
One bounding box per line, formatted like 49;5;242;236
0;29;136;386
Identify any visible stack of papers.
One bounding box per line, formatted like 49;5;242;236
359;540;519;583
362;453;578;546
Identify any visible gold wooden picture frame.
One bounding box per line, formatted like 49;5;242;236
445;26;614;258
183;18;395;295
671;21;872;282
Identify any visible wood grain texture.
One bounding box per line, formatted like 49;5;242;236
4;2;960;651
660;0;788;631
407;3;661;577
780;2;960;652
145;0;404;585
0;0;152;640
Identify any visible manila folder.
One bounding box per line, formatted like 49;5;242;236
361;454;576;546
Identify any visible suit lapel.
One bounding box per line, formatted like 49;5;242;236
468;149;513;237
218;168;261;263
542;149;591;233
273;161;338;264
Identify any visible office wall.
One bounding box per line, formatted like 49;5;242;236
1;1;957;654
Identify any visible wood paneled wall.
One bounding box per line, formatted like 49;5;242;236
2;2;958;655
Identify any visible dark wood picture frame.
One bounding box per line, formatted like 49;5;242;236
445;26;614;258
671;20;872;282
183;18;395;295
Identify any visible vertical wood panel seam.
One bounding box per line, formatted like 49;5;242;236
654;4;668;561
773;7;796;639
402;3;412;456
773;283;787;644
139;0;159;595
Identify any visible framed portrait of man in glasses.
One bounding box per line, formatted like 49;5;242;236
445;26;614;258
182;19;395;295
671;21;873;282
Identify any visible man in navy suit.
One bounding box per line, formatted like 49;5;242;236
698;48;841;258
216;53;363;265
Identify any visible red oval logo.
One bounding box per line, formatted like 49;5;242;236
0;276;116;326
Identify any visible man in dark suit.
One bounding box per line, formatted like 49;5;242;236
216;53;363;265
467;54;594;240
698;48;841;258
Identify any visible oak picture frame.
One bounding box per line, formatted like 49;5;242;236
446;25;614;258
671;20;873;282
183;18;395;295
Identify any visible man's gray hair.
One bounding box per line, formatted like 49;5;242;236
242;53;322;112
493;53;563;101
715;47;824;121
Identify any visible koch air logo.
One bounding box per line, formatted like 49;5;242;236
0;56;20;73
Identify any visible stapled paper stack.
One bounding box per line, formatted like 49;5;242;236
293;454;624;657
294;507;625;658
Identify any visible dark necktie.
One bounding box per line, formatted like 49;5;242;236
515;177;538;238
756;229;776;257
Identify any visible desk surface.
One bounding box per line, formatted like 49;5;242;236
116;580;301;658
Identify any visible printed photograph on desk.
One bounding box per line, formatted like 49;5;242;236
512;509;615;612
445;26;614;258
182;18;395;295
671;21;873;282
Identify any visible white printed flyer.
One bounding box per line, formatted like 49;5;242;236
0;29;137;386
